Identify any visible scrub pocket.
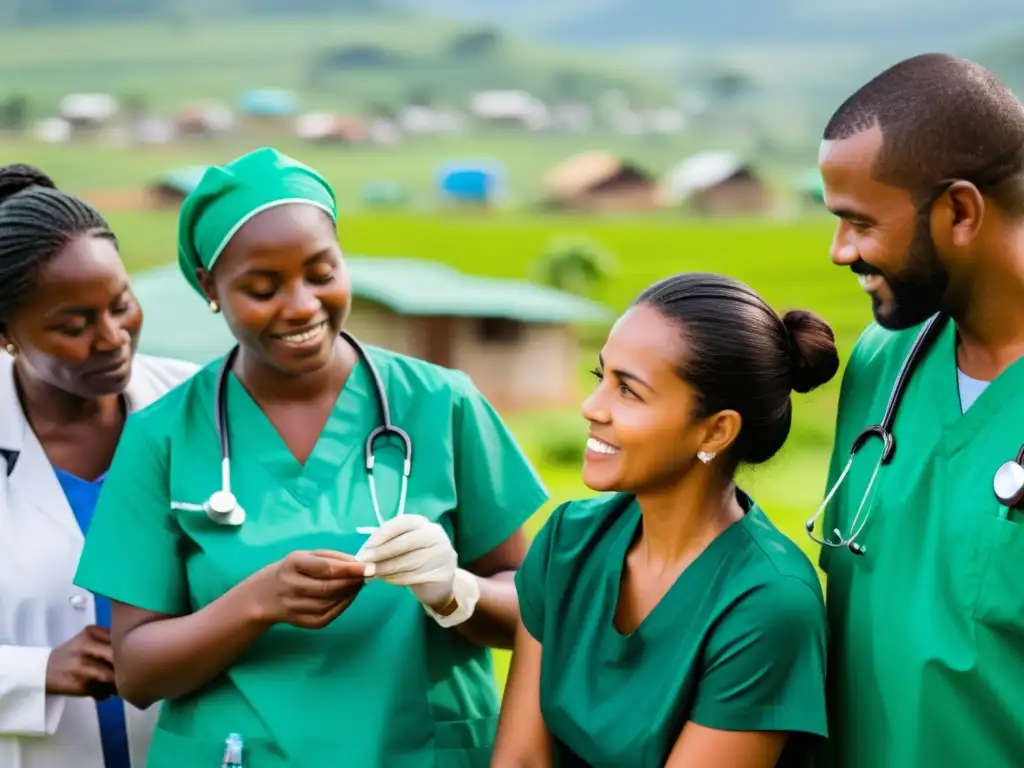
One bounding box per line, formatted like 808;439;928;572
973;516;1024;633
434;715;499;768
147;727;290;768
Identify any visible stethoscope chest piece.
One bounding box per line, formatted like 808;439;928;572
205;490;246;526
206;332;405;532
993;460;1024;509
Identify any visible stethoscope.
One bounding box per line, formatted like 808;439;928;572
204;331;412;530
805;312;1024;556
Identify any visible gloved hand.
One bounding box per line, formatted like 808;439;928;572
355;515;457;610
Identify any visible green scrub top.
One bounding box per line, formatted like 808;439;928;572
74;345;549;768
515;492;828;768
819;319;1024;767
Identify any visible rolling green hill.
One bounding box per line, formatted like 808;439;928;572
0;12;672;116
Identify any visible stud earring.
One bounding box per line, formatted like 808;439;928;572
4;343;16;357
697;450;715;464
209;300;220;314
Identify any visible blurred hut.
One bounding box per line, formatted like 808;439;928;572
147;166;209;208
659;151;771;217
176;100;235;139
131;257;610;409
295;112;366;144
238;89;299;132
58;93;119;138
543;151;657;213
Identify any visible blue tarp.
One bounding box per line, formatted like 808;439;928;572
436;161;505;202
239;89;299;117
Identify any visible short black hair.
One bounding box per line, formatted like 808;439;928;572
0;163;116;327
635;272;839;467
823;53;1024;211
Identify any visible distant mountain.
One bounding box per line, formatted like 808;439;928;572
393;0;1019;49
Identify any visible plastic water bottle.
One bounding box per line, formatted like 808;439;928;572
222;733;244;767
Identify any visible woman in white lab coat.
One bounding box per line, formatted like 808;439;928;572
0;164;197;768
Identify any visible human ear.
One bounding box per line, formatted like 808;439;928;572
196;267;217;306
938;181;985;248
700;409;742;457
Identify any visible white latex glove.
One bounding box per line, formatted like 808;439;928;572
355;515;457;609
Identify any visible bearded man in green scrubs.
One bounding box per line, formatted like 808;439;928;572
816;53;1024;767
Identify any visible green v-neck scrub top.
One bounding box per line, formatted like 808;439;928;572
515;492;828;767
74;345;549;768
819;320;1024;768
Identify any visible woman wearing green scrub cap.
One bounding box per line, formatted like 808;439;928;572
74;147;549;767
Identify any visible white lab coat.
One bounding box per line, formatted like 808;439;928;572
0;351;199;768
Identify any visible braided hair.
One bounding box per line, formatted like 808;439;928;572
0;163;117;328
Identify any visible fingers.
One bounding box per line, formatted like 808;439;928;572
291;576;365;601
360;515;429;550
83;625;111;644
308;549;356;563
81;638;115;667
374;564;452;587
363;549;428;579
286;594;358;616
291;552;374;580
290;596;357;630
359;527;443;564
78;657;116;687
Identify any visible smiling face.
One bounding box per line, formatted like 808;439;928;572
581;303;711;494
198;203;350;377
819;125;950;330
0;234;142;397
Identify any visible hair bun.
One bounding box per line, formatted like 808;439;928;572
0;163;57;206
782;309;840;394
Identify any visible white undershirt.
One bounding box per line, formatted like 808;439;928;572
957;368;990;412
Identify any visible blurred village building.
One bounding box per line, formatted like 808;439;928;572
658;151;771;216
24;88;823;218
543;151;658;213
130;258;610;410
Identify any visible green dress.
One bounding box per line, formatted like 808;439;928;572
819;319;1024;767
74;345;549;768
515;492;828;767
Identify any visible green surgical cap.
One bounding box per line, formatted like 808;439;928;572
176;146;338;297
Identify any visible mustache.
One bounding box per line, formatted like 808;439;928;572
850;260;884;277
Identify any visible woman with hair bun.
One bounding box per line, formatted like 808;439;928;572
493;272;836;768
0;164;197;768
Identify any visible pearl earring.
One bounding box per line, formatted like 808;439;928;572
697;450;716;464
4;343;16;356
209;300;220;314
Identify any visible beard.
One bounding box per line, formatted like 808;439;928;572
857;215;950;331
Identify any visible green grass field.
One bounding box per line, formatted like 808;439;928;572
2;136;865;687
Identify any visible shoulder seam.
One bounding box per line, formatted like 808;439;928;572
736;523;819;589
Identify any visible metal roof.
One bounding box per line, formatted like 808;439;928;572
659;151;748;204
152;165;210;196
346;257;610;322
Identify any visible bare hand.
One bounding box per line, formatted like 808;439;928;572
246;550;372;630
45;625;117;699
